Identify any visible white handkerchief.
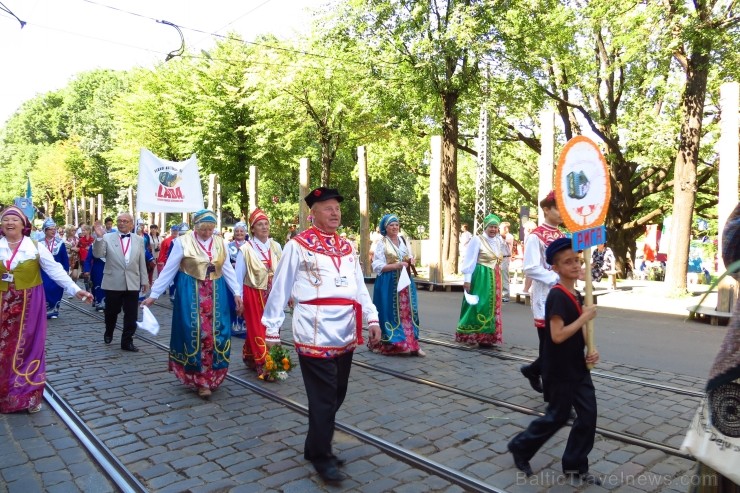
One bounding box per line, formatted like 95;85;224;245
397;267;411;292
137;306;160;335
464;290;479;305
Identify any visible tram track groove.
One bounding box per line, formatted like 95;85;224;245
43;382;148;493
418;337;704;398
60;299;508;493
151;299;704;398
147;300;692;459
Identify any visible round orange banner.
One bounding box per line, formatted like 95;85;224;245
554;136;611;232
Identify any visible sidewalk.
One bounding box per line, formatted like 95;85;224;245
414;268;722;318
584;279;718;317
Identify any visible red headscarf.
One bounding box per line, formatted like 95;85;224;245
249;208;269;229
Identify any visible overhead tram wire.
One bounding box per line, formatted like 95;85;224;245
7;19;367;82
13;20;167;57
78;0;399;67
8;18;361;78
211;0;274;33
189;0;274;48
157;19;184;61
0;1;26;28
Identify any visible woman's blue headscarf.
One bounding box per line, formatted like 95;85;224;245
379;214;399;236
192;209;217;225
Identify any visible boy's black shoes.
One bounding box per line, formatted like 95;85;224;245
520;365;543;393
507;443;533;476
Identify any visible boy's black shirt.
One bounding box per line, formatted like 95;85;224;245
543;286;588;382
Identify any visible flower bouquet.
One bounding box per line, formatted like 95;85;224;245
260;345;293;381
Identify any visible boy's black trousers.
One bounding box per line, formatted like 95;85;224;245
509;372;597;474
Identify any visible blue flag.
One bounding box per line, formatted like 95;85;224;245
14;197;35;221
26;176;32;199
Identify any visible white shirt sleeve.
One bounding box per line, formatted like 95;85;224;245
220;255;241;296
234;250;246;285
261;241;300;337
523;234;559;286
39;245;81;296
149;239;183;298
461;236;481;282
354;252;379;323
372;239;387;274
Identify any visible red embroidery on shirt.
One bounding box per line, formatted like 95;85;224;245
530;224;565;247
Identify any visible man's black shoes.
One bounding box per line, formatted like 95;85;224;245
121;343;139;352
315;464;347;483
104;332;113;344
520;365;543;393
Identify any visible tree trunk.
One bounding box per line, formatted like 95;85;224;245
321;152;331;187
441;92;460;275
603;149;640;278
238;147;250;218
664;46;711;293
320;132;334;187
239;176;248;219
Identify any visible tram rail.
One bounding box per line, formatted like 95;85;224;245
148;299;692;459
150;299;704;398
60;299;508;493
43;382;148;493
419;337;705;398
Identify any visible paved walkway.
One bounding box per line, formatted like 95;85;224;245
1;279;730;492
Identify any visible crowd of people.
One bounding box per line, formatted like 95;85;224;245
0;190;640;487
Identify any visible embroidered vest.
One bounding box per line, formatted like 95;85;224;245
477;235;503;269
179;232;226;280
0;243;42;291
240;239;282;290
382;236;411;264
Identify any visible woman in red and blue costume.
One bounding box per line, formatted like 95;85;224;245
0;206;92;413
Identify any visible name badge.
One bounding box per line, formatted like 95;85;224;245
335;276;348;287
2;272;14;282
206;263;215;275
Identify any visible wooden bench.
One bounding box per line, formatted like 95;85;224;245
687;305;732;326
515;292;532;305
413;279;463;292
605;271;618;290
515;290;611;306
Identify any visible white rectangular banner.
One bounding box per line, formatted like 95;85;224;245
136;148;205;212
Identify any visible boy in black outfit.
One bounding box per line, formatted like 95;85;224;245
508;237;600;483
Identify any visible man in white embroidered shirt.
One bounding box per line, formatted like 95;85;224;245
262;187;381;484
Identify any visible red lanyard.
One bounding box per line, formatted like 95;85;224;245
120;236;131;258
5;240;23;271
45;237;56;253
196;237;213;261
250;240;272;269
312;227;342;273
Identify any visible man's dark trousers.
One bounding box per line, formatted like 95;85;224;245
299;351;353;469
104;289;139;347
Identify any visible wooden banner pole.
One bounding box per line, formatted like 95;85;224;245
583;246;596;369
